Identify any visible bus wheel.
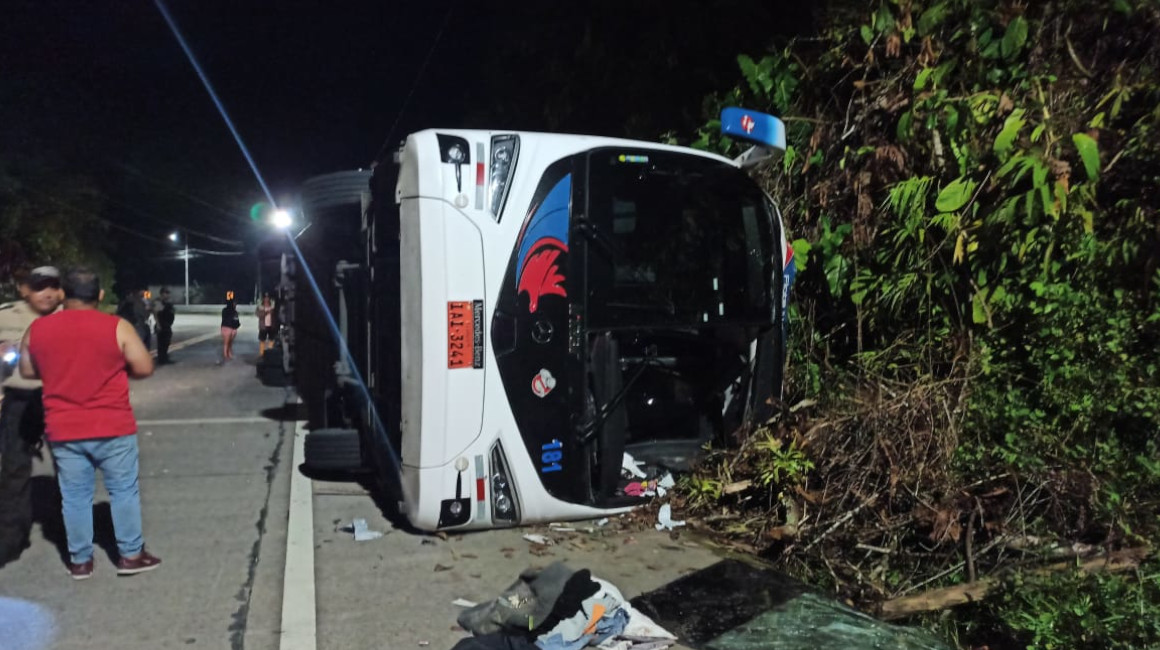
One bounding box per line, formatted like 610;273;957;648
303;428;365;473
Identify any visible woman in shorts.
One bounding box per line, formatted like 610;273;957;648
220;298;240;361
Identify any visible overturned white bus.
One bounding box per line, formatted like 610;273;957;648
291;108;795;531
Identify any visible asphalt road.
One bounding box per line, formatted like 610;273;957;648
0;312;719;650
0;313;294;650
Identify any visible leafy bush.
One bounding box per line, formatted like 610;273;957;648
990;559;1160;649
678;0;1160;646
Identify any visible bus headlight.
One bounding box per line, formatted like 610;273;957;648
489;441;520;525
488;135;519;221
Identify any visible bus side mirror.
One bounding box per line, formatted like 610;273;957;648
720;107;786;169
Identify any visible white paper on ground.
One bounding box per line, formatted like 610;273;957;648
654;504;686;531
622;452;648;478
452;598;478;608
589;576;678;649
350;518;384;541
522;533;551;545
656;472;675;497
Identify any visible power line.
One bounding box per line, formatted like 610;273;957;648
101;195;244;247
372;0;456;163
189;247;245;256
17;185;245;254
110;160;253;228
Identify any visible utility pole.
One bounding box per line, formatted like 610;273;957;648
170;230;191;305
183;238;190;305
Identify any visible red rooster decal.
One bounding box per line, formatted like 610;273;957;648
517;238;568;313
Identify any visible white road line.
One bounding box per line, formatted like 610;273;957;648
150;330;220;358
279;419;316;650
136;416;272;426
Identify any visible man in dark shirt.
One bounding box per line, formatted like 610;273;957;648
153;288;176;364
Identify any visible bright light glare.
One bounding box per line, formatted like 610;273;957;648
169;232;179;242
271;209;292;229
2;350;16;364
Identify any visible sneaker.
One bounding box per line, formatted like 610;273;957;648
68;559;95;580
116;550;161;576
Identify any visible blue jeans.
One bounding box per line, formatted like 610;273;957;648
51;435;144;564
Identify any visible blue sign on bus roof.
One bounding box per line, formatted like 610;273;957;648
720;107;786;151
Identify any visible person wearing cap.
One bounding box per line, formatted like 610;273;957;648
0;266;63;567
19;267;161;579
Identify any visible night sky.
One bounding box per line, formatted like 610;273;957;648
1;1;813;295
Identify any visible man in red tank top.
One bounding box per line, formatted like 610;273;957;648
19;268;162;580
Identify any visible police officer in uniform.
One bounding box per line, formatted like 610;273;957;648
0;266;63;566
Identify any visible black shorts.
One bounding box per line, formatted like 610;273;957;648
258;327;275;342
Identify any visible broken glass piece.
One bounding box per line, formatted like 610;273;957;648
631;559;949;650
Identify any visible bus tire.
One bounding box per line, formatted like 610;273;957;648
303;428;364;472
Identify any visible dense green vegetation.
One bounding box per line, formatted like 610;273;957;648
676;1;1160;647
0;159;113;302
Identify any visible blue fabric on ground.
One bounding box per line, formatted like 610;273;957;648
536;607;628;650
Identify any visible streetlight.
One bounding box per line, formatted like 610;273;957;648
271;209;292;229
171;231;190;305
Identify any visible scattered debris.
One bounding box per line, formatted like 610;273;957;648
453;563;678;650
453;598;478;608
722;479;752;495
522;533;552;545
656;472;675;497
336;518;384;541
623;479;658;497
595;518;610;527
654;504;685;531
434;564;454;572
421;539;437;546
622;452;648;478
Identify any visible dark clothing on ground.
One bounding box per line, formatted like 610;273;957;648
459;562;595;636
0;387;44;564
450;635;537;650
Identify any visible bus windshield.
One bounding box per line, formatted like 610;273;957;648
583;149;776;329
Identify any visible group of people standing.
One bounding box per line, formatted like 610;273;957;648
116;288;177;364
0;267;160;578
0;269;280;580
218;292;277;362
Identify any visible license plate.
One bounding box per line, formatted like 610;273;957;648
447;301;484;369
